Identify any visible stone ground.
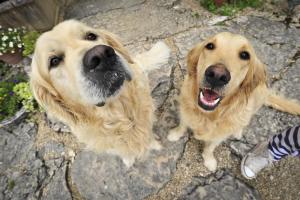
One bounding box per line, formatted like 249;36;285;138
1;0;300;199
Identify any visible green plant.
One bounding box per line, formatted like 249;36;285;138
0;61;10;78
0;81;19;121
200;0;263;16
8;179;15;191
13;82;35;112
0;74;36;121
22;31;40;56
0;26;26;55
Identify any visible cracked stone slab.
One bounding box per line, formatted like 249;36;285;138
40;165;72;200
79;0;209;43
0;123;37;172
271;59;300;100
65;0;146;19
0;122;72;200
72;138;187;200
179;171;260;200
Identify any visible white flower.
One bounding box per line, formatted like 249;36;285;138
11;50;15;53
0;52;2;56
14;28;17;32
2;36;8;41
2;43;6;47
9;41;13;48
17;43;22;48
8;28;12;31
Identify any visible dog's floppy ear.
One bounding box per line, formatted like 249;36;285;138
100;30;134;64
30;59;80;125
240;55;267;99
187;42;205;77
30;78;80;125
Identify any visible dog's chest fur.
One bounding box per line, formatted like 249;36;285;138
181;82;266;141
72;66;155;157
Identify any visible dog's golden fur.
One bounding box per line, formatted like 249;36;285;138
30;20;170;166
168;32;300;171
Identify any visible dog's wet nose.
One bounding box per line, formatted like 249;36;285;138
205;64;231;87
83;45;116;72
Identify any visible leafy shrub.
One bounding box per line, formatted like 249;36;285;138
22;31;40;57
13;82;35;112
200;0;263;16
0;81;20;121
0;77;36;121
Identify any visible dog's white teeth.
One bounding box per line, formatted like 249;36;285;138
213;98;220;104
200;91;220;107
200;91;204;100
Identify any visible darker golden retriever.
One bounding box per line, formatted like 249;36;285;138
168;32;300;171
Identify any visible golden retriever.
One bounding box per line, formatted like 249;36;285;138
168;32;300;171
30;20;170;167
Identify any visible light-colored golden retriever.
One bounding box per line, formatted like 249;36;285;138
30;20;170;167
168;32;300;171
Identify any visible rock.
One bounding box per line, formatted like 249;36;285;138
79;0;208;43
65;0;146;19
180;171;261;200
41;165;72;200
72;140;186;200
272;59;300;100
0;122;37;172
0;122;72;200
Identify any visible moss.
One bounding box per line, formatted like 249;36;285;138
8;179;15;191
200;0;263;16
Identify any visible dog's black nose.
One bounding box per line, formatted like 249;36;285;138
205;64;231;87
83;45;116;72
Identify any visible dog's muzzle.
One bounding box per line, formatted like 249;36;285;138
198;63;231;111
82;45;131;105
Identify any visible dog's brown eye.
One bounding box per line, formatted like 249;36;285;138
49;56;62;68
240;51;250;60
205;43;215;50
85;32;98;41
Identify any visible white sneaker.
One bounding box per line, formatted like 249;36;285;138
241;141;274;179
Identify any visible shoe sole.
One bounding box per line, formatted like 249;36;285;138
241;153;256;180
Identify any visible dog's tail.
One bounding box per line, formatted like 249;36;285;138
265;91;300;115
134;41;171;72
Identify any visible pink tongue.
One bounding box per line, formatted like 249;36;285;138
203;89;219;101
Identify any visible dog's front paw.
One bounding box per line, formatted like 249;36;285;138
203;155;217;172
233;130;243;140
150;139;162;150
167;128;184;141
122;157;135;168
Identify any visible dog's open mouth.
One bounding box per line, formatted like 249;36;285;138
198;88;222;111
